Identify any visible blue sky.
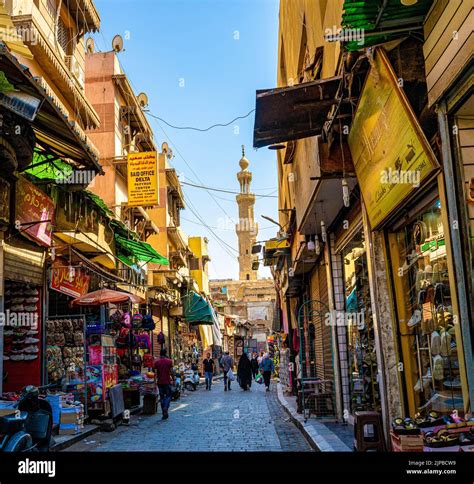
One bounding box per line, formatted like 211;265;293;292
93;0;280;280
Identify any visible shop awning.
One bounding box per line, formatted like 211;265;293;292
339;0;434;51
183;291;215;325
253;76;342;148
72;288;144;306
115;235;169;266
0;43;102;172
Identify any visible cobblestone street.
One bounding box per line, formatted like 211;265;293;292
64;380;312;452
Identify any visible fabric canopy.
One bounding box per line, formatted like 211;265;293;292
72;288;144;306
183;291;215;325
115;235;169;265
341;0;433;51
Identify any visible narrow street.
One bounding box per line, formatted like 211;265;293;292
64;382;312;452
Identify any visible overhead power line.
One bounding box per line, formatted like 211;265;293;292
146;109;255;132
181;181;278;198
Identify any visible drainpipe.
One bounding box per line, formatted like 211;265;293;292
438;101;474;409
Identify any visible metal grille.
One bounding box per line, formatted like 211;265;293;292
297;299;337;421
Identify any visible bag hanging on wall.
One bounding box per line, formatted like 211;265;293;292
142;315;156;331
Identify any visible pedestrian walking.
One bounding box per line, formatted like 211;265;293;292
203;352;215;390
154;348;174;420
259;352;275;392
220;351;233;391
237;352;253;391
257;351;264;365
250;352;259;379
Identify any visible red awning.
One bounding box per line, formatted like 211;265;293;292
71;288;144;306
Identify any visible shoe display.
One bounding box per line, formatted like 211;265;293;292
10;354;25;361
408;309;422;328
23;346;39;354
23;354;38;361
23;305;37;312
24;337;39;344
24;297;39;304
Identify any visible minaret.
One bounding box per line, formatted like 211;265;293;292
236;145;258;281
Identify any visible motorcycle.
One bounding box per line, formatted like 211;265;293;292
0;385;54;452
170;368;181;401
183;366;199;392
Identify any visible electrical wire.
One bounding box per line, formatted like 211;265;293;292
180;180;278;198
146;109;255;132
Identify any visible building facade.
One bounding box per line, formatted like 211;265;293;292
255;0;473;448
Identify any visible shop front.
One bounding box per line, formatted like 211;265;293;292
349;47;472;450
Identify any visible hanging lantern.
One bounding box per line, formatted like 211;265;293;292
321;220;327;243
315;235;321;255
342;178;350;208
307;236;315;252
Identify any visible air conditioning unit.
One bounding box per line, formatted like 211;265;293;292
65;55;84;87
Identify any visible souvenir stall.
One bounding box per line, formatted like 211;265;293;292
71;288;156;416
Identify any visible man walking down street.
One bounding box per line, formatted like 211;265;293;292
220;351;233;391
203;353;215;390
259;353;274;392
154;348;174;420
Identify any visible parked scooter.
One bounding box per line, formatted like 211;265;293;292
183;365;200;391
0;385;53;452
171;368;181;401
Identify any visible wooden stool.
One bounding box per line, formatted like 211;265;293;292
354;411;386;451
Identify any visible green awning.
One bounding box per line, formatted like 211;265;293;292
84;190;116;218
340;0;434;51
115;235;168;265
183;291;215;325
24;150;73;181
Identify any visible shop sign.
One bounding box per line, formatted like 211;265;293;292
16;176;54;247
0;177;10;224
348;48;439;229
127;151;158;206
50;259;90;299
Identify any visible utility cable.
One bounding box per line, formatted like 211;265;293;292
146;109;255;132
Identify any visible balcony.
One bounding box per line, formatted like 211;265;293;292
12;15;101;129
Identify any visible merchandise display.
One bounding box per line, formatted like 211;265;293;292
2;281;42;391
394;201;464;414
45;316;86;384
342;231;381;413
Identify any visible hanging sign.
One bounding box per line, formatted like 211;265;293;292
127;151;158;206
16;176;54;247
348;48;439;229
50;259;90;298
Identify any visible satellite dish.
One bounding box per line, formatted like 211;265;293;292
112;34;124;53
86;37;95;54
137;92;148;108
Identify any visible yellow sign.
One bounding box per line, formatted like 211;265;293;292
127;151;158;206
348;49;439;229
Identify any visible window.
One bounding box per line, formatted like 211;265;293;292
57;16;72;55
189;257;200;271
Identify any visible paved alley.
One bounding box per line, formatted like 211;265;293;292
64;380;312;452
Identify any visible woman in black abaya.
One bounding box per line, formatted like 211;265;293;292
237;352;253;391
